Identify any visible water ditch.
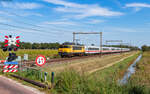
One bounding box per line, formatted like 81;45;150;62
119;54;142;85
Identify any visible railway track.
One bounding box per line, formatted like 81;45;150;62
23;52;126;67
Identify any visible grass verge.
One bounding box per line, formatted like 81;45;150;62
126;51;150;94
50;52;140;94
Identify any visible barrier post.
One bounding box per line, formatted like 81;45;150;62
44;72;47;82
51;72;54;87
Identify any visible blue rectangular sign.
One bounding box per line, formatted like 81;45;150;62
4;62;18;65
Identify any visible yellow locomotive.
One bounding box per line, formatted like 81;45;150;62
58;42;84;57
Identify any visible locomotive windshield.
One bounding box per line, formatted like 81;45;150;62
59;45;70;48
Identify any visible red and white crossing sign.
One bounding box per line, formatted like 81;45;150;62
35;55;46;66
5;35;20;47
3;35;20;52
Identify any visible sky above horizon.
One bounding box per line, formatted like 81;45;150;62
0;0;150;47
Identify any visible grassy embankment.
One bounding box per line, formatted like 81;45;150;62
126;51;150;94
0;49;58;60
11;51;139;93
50;51;140;94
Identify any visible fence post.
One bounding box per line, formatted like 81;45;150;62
44;72;47;82
51;72;54;87
41;69;43;82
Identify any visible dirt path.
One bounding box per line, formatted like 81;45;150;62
88;54;135;74
0;76;44;94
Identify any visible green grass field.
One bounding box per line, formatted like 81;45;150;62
126;51;150;94
0;49;58;60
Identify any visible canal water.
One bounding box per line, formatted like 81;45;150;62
119;54;142;85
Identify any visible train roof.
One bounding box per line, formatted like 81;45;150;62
85;46;100;48
62;42;84;46
85;46;130;49
85;46;119;48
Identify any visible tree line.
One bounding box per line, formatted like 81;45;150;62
0;42;60;49
141;45;150;52
0;41;140;50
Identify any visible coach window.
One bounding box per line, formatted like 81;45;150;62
88;48;92;50
103;48;108;50
96;48;99;50
73;46;82;50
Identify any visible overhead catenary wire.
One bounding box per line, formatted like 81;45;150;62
2;10;76;33
0;14;48;30
0;23;68;39
0;22;76;42
0;15;75;36
0;26;62;43
0;22;55;34
0;10;78;43
4;10;43;24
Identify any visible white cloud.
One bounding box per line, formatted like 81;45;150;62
0;10;43;17
42;21;76;26
1;2;42;9
0;11;14;16
44;0;84;8
125;3;150;12
85;19;105;24
44;0;123;19
39;20;78;28
40;19;104;27
17;11;43;17
0;17;11;23
125;3;150;8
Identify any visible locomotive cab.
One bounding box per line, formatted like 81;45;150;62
58;42;85;57
58;45;72;57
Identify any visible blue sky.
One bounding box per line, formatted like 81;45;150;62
0;0;150;47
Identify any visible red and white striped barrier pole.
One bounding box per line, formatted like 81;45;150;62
3;64;18;73
3;65;18;69
3;69;18;72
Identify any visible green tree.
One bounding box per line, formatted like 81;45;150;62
141;45;150;52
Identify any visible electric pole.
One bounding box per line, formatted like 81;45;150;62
100;32;102;56
72;32;103;56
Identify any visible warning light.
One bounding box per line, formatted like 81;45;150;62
5;36;8;38
3;35;20;52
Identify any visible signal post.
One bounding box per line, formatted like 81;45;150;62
2;35;20;72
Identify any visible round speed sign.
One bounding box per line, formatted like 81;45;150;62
35;55;46;66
